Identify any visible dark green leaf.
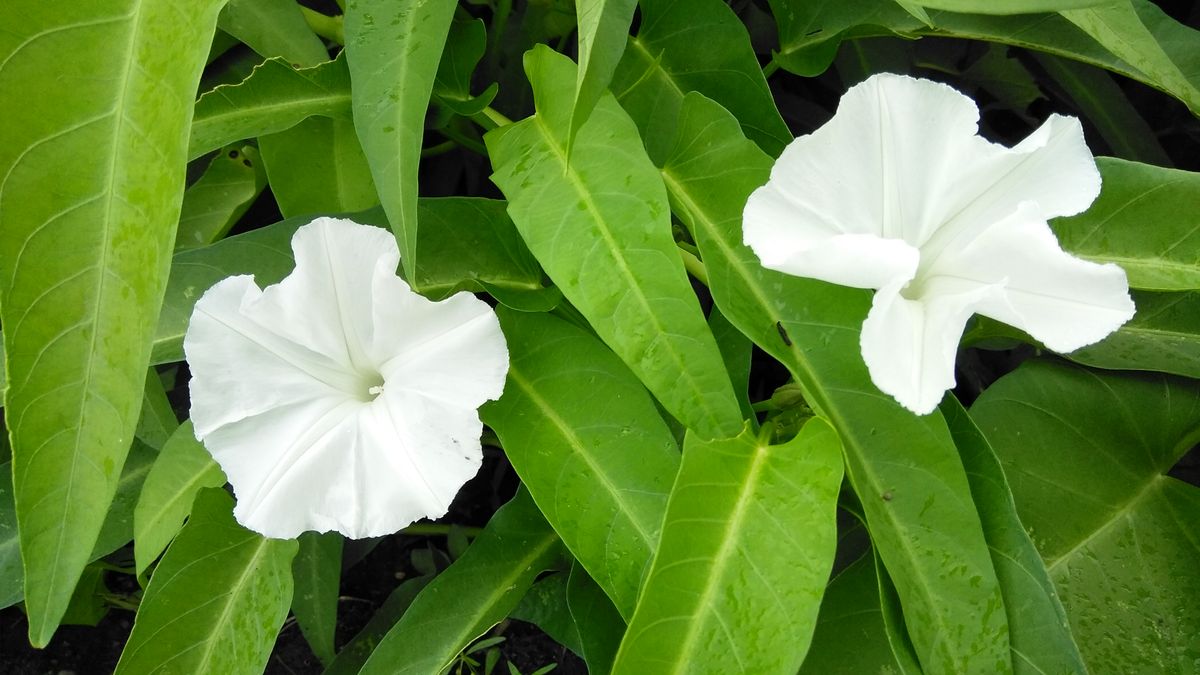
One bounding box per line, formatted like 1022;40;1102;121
482;309;680;619
912;0;1109;13
218;0;328;67
345;0;457;284
133;421;227;575
134;368;179;449
0;463;20;608
189;55;352;161
116;489;297;674
0;0;224;643
177;144;268;250
259;116;380;217
486;46;743;439
800;554;902;675
1069;290;1200;379
292;531;344;665
434;17;499;116
971;360;1200;673
566;563;624;675
611;0;790;161
661;93;1009;672
942;397;1086;674
59;565;109;627
511;572;584;656
613;419;842;674
570;0;639;153
1054;158;1199;291
359;489;565;675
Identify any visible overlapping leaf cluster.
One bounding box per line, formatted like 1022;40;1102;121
0;0;1197;673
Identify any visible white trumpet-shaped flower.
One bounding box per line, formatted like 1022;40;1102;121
743;73;1134;415
184;217;509;538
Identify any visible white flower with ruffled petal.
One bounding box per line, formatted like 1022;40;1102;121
743;73;1134;415
184;217;509;539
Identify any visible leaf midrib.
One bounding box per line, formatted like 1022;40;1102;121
662;167;968;666
529;112;737;438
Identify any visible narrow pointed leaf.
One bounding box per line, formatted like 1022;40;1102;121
259;116;379;217
292;532;344;665
567;563;624;675
486;46;743;439
971;360;1200;673
941;397;1086;674
359;490;565;675
912;0;1108;13
0;464;18;609
661;93;1009;672
345;0;457;283
189;54;352;161
613;419;843;674
611;0;790;162
177;144;268;250
800;554;903;674
1061;1;1200;115
218;0;328;67
116;489;298;674
133;421;227;575
1053;158;1199;291
323;575;432;675
0;0;224;645
569;0;638;153
481;309;680;619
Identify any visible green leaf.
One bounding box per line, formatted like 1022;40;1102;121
611;0;790;162
1054;158;1199;291
941;397;1086;674
1069;290;1200;379
710;306;757;423
570;0;638;153
0;0;224;645
434;17;499;116
911;0;1109;14
661;93;1009;673
359;489;565;675
345;0;457;284
292;531;344;665
116;489;298;674
1061;0;1200;116
259;116;380;217
411;198;546;300
511;572;584;655
218;0;328;67
189;54;352;161
134;368;179;449
177;144;269;250
970;360;1200;673
800;554;903;674
60;565;109;627
486;46;743;439
767;0;1156;90
1034;55;1172;165
1;441;157;610
0;463;21;608
324;575;433;675
612;419;842;674
566;562;624;675
91;440;158;560
133;421;227;575
481;309;680;619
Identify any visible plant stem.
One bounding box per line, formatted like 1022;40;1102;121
420;139;459;158
762;58;780;78
678;245;709;286
301;6;345;46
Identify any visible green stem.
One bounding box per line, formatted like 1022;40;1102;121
420;139;459;158
301;6;345;46
678;245;709;286
438;122;488;155
762;58;780;79
401;523;484;538
469;105;514;132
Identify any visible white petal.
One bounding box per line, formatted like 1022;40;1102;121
744;73;983;269
927;203;1135;352
251;217;400;375
861;279;1000;415
185;275;360;437
184;217;510;539
206;395;482;539
919;114;1100;261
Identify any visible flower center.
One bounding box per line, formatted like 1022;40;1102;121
359;371;385;402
